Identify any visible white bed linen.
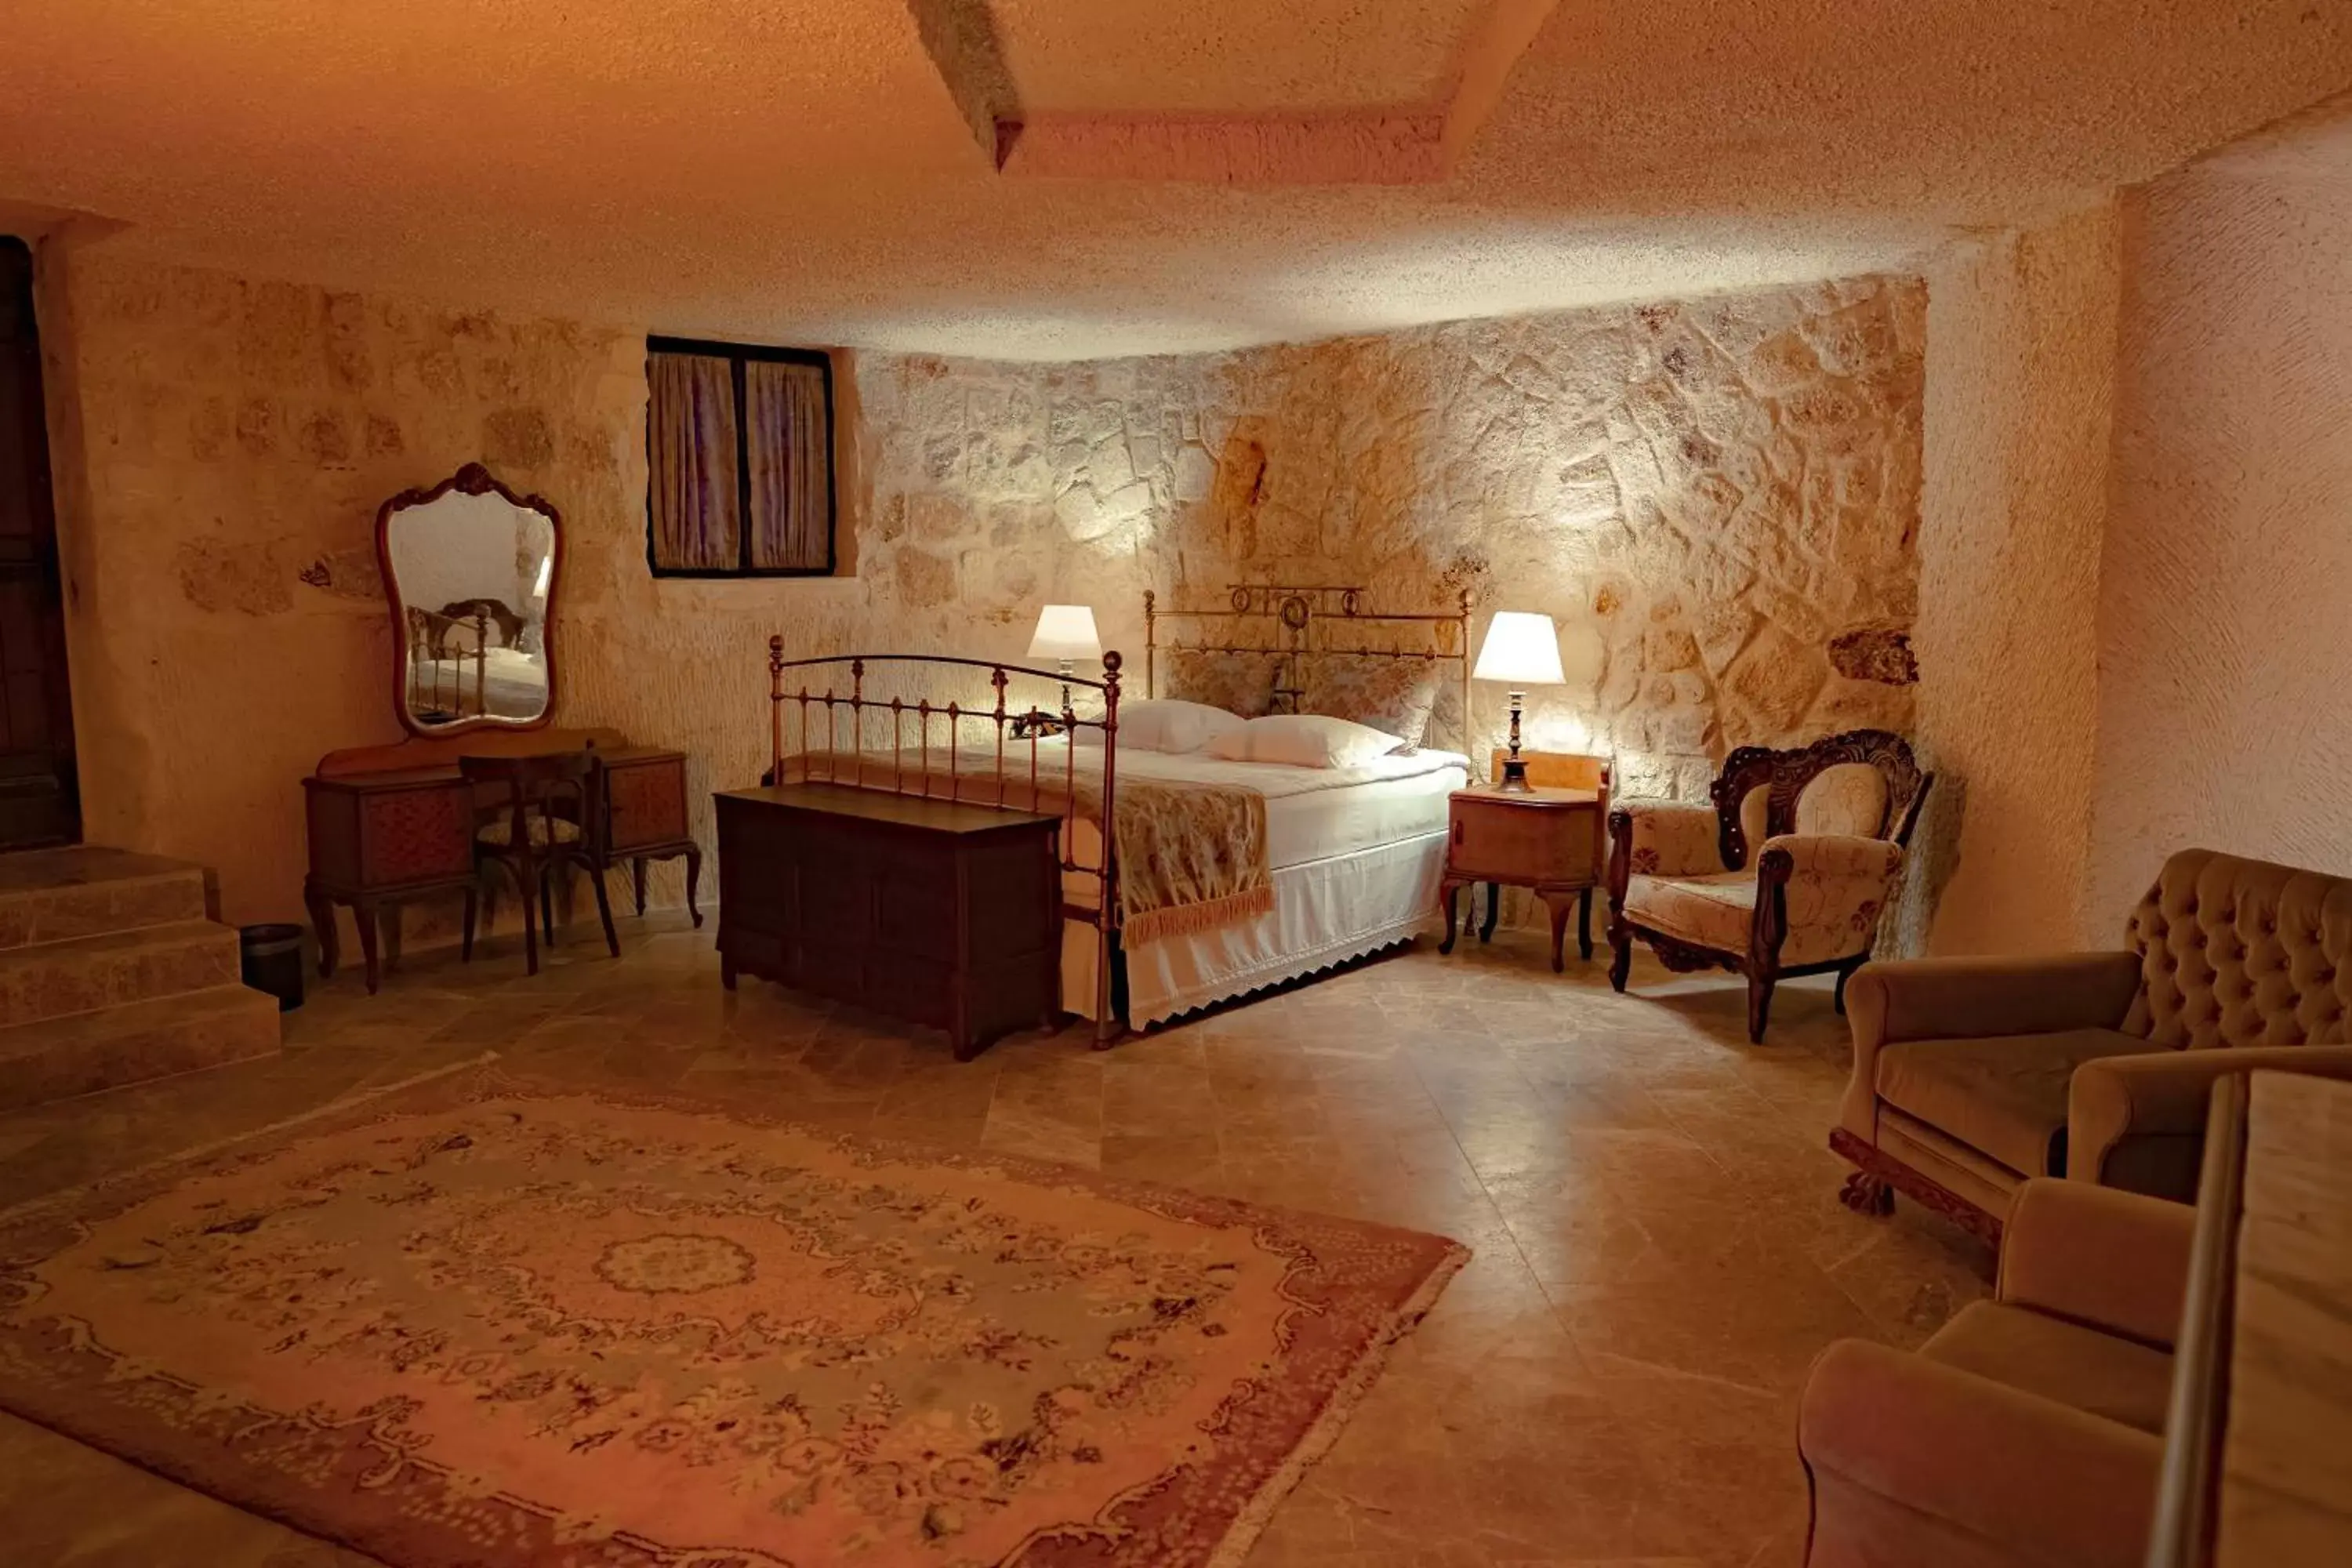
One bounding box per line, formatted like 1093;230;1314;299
408;647;546;718
790;740;1469;1025
1094;745;1467;869
797;742;1468;875
1062;832;1449;1025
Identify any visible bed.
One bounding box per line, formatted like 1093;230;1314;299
403;604;547;722
767;584;1475;1042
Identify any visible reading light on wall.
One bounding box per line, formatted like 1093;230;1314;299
1027;604;1101;711
1472;611;1566;793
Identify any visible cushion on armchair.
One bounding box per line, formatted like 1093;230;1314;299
1875;1029;2152;1180
1921;1301;2174;1436
1796;761;1891;837
1624;869;1754;951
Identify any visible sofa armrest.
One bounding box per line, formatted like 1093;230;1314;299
2069;1044;2352;1199
1995;1178;2194;1350
1607;798;1724;882
1800;1339;2158;1568
1838;952;2143;1143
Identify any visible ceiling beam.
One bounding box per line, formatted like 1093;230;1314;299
996;113;1449;184
914;0;1561;185
1441;0;1563;169
905;0;1016;163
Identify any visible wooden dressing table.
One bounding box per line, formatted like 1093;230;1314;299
305;730;695;993
300;463;697;993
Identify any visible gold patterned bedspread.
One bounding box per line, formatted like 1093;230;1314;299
784;747;1273;946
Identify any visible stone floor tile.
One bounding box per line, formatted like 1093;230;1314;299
0;915;1987;1565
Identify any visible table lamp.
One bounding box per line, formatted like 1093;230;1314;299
1027;604;1102;711
1472;610;1565;792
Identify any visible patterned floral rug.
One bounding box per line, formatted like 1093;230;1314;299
0;1065;1464;1566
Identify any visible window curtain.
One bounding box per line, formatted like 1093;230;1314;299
648;352;739;571
744;359;831;571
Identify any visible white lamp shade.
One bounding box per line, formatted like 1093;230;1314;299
1027;604;1102;662
1473;611;1566;686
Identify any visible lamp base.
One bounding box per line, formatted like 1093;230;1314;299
1496;688;1532;792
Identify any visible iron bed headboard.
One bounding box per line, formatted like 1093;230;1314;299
766;637;1125;1044
1144;583;1475;754
761;584;1475;1048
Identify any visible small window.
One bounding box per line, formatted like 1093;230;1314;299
645;335;836;576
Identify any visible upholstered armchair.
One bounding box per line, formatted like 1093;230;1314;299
1799;1178;2187;1568
1835;848;2352;1243
1606;730;1931;1041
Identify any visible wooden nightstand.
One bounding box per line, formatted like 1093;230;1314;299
1439;751;1610;972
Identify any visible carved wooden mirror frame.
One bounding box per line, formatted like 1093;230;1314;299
376;461;563;739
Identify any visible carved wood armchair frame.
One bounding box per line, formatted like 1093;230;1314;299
1605;728;1933;1041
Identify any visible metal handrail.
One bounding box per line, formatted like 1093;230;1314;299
2146;1073;2251;1568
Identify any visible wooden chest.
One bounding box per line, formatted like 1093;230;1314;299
715;783;1062;1061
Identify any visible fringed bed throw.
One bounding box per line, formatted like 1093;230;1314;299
1114;779;1275;947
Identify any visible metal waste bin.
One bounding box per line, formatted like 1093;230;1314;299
239;922;306;1012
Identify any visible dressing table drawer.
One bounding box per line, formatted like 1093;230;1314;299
603;753;690;851
305;775;474;891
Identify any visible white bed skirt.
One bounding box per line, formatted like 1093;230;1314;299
1060;829;1449;1028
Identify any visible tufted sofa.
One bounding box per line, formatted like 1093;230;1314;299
1834;847;2352;1240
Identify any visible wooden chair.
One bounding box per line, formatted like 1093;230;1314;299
459;751;619;977
1606;729;1931;1041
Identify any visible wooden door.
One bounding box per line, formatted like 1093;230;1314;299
0;237;78;849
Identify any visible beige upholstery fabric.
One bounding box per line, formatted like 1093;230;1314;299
1298;656;1439;750
1875;1029;2151;1179
1799;1178;2184;1568
1840;851;2352;1218
2068;1042;2352;1200
2120;847;2352;1049
1766;833;1901;966
1840;952;2144;1154
1624;870;1752;951
1617;799;1723;878
1163;649;1285;717
477;815;582;848
1997;1179;2194;1351
1738;783;1768;863
1922;1302;2174;1437
1795;762;1890;838
1802;1340;2161;1568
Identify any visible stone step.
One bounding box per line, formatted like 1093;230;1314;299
0;920;240;1031
0;984;280;1114
0;846;212;951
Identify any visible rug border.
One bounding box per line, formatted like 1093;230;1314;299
2;1057;1471;1568
1203;1234;1469;1568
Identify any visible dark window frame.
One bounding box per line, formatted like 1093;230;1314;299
644;333;838;579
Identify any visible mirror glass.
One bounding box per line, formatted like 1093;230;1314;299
383;474;556;731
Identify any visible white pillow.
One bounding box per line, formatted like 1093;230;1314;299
1206;713;1404;768
1076;699;1244;753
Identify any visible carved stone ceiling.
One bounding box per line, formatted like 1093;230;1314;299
1;2;2347;358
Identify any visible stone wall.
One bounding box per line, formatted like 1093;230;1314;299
858;275;1926;805
1899;207;2119;955
41;248;1926;938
